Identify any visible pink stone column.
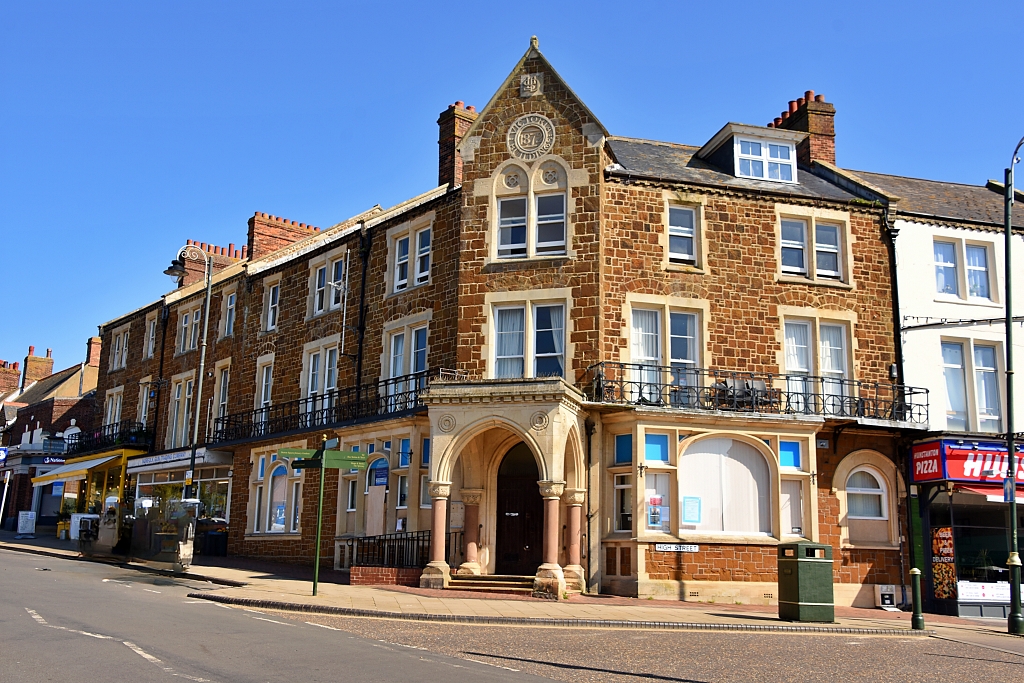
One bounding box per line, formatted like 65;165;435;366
535;481;567;598
567;502;582;567
562;488;587;592
542;496;560;566
429;496;448;563
459;489;484;574
420;481;452;588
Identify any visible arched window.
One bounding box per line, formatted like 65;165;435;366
847;468;887;520
678;438;771;534
250;453;301;534
366;457;389;493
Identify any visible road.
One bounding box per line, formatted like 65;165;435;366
4;548;1024;683
0;549;545;683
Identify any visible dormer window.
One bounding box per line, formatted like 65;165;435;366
736;138;796;182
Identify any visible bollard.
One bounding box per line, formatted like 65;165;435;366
910;568;925;630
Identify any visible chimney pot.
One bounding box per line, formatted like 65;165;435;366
788;101;798;113
767;122;774;128
13;362;19;371
815;94;824;102
46;348;52;358
797;97;805;107
781;111;790;120
28;345;34;356
455;100;464;109
467;105;476;112
805;90;815;102
774;117;783;126
241;245;247;258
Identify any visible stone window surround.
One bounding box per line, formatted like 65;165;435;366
384;212;434;298
212;357;231;424
773;203;855;288
253;352;275;410
482;287;573;380
379;310;432;382
619;294;711;369
660;190;709;274
108;322;131;372
103;385;125;427
260;274;283;333
306;243;349;319
776;305;859;381
164;369;196;450
136;375;152;425
600;416;818;545
299;334;341;399
217;284;239;339
832;449;903;550
144;312;158;359
245;439;307;539
174;302;202;357
475;154;588;265
931;232;1001;307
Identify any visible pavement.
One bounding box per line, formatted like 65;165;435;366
3;528;1019;643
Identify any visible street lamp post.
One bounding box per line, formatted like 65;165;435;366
1004;137;1023;636
164;244;214;501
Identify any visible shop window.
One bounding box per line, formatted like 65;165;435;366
398;438;411;468
250;455;300;535
645;473;671;532
397;475;409;508
780;479;803;536
678;437;771;535
366;457;389;493
614;434;633;465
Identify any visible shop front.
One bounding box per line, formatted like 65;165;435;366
31;449;143;554
911;438;1024;617
126;448;232;561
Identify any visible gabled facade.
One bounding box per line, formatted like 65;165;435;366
68;38;937;606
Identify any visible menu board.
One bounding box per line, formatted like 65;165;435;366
931;526;957;599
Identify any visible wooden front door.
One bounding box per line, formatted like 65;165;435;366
495;443;543;575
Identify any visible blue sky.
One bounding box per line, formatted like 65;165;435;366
1;1;1022;372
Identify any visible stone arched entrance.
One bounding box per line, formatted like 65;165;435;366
494;443;544;575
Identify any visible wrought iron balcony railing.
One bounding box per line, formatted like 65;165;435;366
66;420;153;457
580;362;929;424
211;371;429;445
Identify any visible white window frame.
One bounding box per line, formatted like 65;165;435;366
491;302;566;380
179;310;190;354
189;307;201;350
966;244;992;300
267;284;280;330
420;475;432;509
109;325;130;370
814;223;842;279
103;387;124;427
780;219;807;276
667;206;696;264
497;196;528;259
614;473;633;532
934;240;960;297
974;344;1002;432
846;467;888;521
414;227;431;285
396;475;409;509
258;363;273;409
145;316;157;358
346;479;358;511
330;257;346;309
216;365;230;419
250;452;301;535
782;317;852;404
735;137;797;183
534;192;567;255
314;265;327;315
137;380;151;426
224;291;236;337
394;235;410;291
776;207;851;284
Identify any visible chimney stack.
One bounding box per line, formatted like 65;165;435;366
86;337;102;367
22;344;54;390
437;101;478;188
0;360;18;395
773;90;836;166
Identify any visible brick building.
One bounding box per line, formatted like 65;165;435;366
1;341;99;530
72;38;936;605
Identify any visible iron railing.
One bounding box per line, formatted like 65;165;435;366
211;371;429;444
65;420;153;457
580;362;929;424
343;530;464;569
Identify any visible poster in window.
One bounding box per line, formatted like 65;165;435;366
682;496;701;525
931;526;957;600
645;473;671;532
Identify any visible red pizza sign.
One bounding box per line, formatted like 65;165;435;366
912;440;1023;484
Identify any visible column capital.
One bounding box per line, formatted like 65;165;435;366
537;480;565;499
562;488;586;506
428;481;452;499
460;488;484;506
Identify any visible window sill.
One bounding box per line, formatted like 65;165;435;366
776;274;854;290
608;464;633;472
840;542;900;551
387;281;430;299
932;296;1002;309
243;532;302;540
653;533;779;545
482;254;571;271
664;263;705;275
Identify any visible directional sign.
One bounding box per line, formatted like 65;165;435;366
323;451;367;470
279;448;317;459
291;458;323;470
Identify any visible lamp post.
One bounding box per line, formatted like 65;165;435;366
1004;136;1023;636
164;244;214;501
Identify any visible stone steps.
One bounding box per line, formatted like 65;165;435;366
447;574;535;594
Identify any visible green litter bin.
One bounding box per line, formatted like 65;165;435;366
778;542;834;622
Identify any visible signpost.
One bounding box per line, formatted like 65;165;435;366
290;437;368;596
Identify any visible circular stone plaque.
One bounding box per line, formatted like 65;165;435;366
507;114;555;161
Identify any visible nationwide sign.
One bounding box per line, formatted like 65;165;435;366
912;439;1023;484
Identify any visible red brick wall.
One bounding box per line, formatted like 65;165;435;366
0;361;19;394
646;545;779;582
349;566;422;586
247;213;321;260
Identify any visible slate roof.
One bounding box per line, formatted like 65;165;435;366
848;170;1024;229
606;137;859;202
12;365;84;408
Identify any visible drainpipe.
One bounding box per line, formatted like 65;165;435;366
354;226;372;397
584;417;596;593
151;304;170;440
